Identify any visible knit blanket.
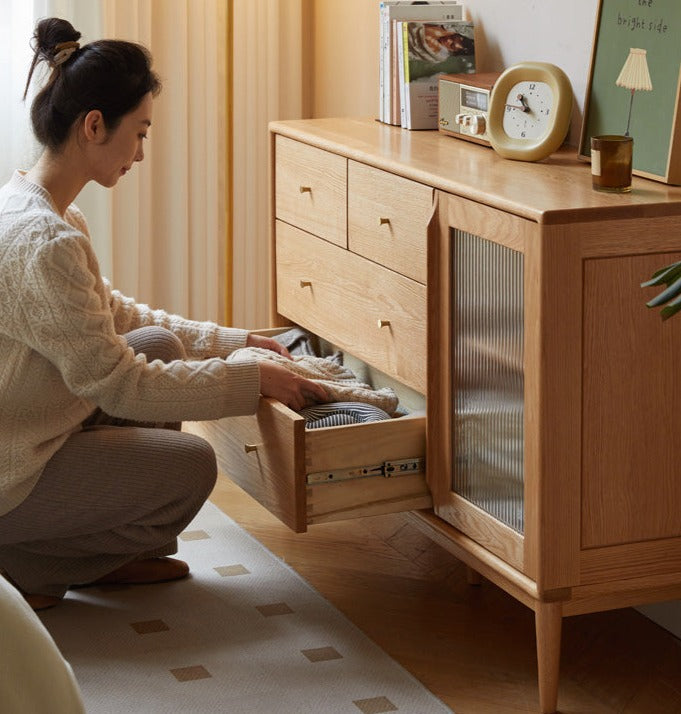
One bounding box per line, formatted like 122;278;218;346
228;348;399;414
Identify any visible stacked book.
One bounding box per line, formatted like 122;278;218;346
379;1;475;130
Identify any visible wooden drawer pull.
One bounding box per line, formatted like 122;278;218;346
379;217;391;226
299;185;312;194
244;443;259;453
299;280;312;288
377;319;391;328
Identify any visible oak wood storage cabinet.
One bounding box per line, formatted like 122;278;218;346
200;118;681;713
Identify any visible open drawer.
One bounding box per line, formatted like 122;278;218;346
189;335;430;533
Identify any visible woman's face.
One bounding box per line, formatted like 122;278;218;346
91;92;153;188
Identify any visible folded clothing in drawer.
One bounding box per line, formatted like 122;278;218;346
269;325;326;358
299;402;392;429
227;346;398;413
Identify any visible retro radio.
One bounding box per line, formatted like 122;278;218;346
438;72;501;146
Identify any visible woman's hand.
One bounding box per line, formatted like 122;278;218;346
246;333;292;359
258;362;327;411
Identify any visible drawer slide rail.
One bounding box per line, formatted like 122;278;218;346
307;457;425;485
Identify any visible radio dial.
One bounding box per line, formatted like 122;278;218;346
455;113;486;135
470;115;486;135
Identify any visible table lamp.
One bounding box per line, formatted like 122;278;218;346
616;48;653;136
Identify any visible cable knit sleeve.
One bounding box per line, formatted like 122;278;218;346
11;219;260;423
64;203;249;359
103;281;250;359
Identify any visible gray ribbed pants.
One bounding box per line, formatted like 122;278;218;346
0;327;218;597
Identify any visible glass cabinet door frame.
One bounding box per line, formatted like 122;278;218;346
426;190;582;596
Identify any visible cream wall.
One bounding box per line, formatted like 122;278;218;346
311;0;600;146
309;0;681;638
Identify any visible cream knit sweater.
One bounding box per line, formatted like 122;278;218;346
0;171;260;516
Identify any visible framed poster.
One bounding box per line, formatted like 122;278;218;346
578;0;681;184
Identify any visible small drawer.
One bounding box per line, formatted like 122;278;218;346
275;135;347;248
348;161;433;284
275;221;427;393
192;398;428;533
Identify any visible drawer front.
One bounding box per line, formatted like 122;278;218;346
192;400;429;533
348;161;432;284
276;221;427;393
275;135;347;248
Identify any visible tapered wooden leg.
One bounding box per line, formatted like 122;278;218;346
535;601;562;714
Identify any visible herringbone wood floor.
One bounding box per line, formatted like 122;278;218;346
210;475;681;714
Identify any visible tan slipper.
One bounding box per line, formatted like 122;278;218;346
80;556;190;587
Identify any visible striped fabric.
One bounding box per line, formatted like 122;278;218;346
299;402;392;429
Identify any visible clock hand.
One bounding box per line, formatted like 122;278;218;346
506;93;530;112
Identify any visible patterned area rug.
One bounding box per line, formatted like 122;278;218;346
40;502;453;714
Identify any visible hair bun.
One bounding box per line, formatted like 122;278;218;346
32;17;81;59
24;17;82;99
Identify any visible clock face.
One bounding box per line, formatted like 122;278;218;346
502;81;553;140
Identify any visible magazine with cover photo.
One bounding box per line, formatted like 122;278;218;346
400;20;475;129
379;1;464;125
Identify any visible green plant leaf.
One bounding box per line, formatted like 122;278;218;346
641;260;681;288
646;274;681;308
660;292;681;320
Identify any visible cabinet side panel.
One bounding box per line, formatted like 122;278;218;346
582;251;681;547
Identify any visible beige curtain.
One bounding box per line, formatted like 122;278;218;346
0;2;38;186
1;1;105;183
230;0;311;328
7;0;307;327
103;0;228;323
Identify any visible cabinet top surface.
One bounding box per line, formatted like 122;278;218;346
270;118;681;224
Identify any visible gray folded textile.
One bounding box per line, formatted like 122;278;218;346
273;327;342;364
272;327;318;356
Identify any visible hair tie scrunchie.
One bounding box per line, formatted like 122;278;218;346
53;41;80;67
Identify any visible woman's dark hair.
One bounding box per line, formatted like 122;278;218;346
24;17;162;150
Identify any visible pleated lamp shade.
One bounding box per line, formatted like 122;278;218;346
616;48;653;91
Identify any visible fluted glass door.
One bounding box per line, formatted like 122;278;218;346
452;230;525;533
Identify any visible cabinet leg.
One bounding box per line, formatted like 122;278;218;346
535;601;562;714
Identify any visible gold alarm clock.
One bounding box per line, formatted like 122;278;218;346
486;61;573;162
